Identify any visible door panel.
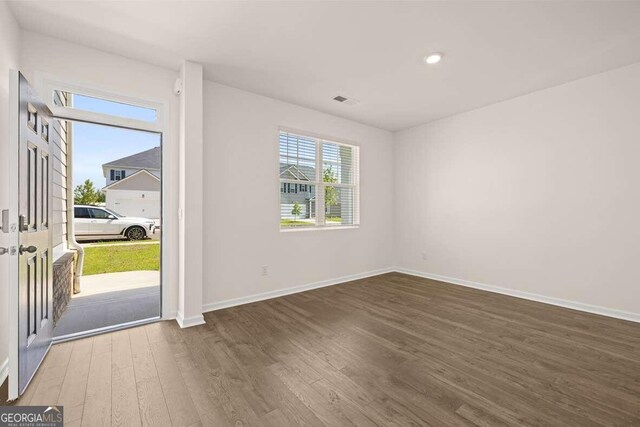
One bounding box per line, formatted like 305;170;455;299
27;143;37;231
41;154;49;229
26;255;37;343
40;250;50;327
18;73;54;395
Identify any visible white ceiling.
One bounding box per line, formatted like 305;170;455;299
8;1;640;131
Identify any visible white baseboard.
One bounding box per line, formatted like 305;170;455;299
0;357;8;387
176;313;205;328
200;265;639;325
163;310;177;320
203;267;394;313
396;267;640;324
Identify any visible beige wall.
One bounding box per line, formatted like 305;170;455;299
106;171;161;192
0;1;20;383
203;81;395;306
394;62;640;317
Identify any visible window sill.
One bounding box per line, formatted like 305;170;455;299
280;225;360;233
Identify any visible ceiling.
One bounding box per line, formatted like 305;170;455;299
8;1;640;131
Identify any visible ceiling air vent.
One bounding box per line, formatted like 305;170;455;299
333;95;360;106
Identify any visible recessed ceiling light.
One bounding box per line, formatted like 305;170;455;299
424;53;443;65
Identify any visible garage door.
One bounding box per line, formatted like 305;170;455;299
111;198;160;219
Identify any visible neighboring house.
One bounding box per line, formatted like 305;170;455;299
280;164;316;219
280;163;346;219
102;146;161;186
102;147;161;218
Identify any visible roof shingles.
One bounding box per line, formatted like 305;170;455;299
103;146;161;169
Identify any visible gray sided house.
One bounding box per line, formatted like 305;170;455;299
280;164;316;219
102;146;161;185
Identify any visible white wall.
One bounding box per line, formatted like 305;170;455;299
203;82;394;306
394;62;640;317
0;1;20;384
178;62;204;326
19;31;180;318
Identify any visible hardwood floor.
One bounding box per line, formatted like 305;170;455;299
15;272;640;426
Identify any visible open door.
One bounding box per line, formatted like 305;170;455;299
10;72;54;397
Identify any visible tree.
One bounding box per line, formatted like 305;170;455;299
323;166;338;212
291;202;302;221
74;179;105;205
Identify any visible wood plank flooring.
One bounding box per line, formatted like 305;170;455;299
15;272;640;426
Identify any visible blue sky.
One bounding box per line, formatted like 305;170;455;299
71;95;160;188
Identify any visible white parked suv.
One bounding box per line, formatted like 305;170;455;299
74;205;156;241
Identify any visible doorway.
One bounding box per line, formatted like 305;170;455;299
9;73;168;400
52;120;162;338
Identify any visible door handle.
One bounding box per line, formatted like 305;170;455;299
19;245;37;255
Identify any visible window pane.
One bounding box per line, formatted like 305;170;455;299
280;132;316;182
74;207;90;218
281;184;316;228
322;142;356;185
55;90;157;123
90;208;110;219
324;186;356;226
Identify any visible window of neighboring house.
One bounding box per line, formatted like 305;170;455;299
74;207;91;218
111;169;126;181
279;130;359;229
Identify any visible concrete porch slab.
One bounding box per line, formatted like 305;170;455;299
53;270;161;337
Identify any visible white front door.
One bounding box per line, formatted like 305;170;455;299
15;72;54;396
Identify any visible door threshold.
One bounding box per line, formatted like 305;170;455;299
53;316;161;343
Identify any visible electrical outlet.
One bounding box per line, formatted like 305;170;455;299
261;265;269;276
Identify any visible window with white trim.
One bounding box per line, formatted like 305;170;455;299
279;130;359;229
112;169;126;181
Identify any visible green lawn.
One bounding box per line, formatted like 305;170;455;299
280;216;342;227
280;218;343;227
280;219;313;227
83;239;152;245
83;243;160;275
